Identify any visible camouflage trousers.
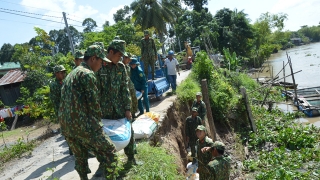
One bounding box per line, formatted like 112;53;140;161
197;165;211;180
65;129;118;180
124;125;136;159
130;88;138;114
141;55;156;79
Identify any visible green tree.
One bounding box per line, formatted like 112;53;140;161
0;43;14;64
82;18;98;33
183;0;208;12
176;9;218;51
131;0;180;53
113;5;131;23
214;8;254;57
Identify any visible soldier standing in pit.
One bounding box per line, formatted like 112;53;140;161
185;107;202;164
140;30;157;80
203;141;231;180
192;92;207;124
73;49;84;68
195;125;214;179
130;58;150;116
94;40;132;177
49;65;74;156
122;53;138;164
58;44;118;180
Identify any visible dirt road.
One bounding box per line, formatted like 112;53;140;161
0;70;190;180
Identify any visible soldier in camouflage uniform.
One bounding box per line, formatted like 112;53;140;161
140;30;157;80
185;107;202;164
49;65;66;117
203;141;231;180
58;44;118;180
191;92;207;124
195;125;214;179
122;53;138;164
73;49;84;68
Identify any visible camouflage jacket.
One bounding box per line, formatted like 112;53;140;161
58;62;103;138
49;79;63;117
125;64;136;92
197;136;214;170
140;38;157;58
96;62;131;119
192;100;207;120
207;155;231;180
185;116;202;143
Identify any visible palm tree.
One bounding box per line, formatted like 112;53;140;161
130;0;181;54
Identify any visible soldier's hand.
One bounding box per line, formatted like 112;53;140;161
141;90;144;94
125;110;132;120
201;147;211;153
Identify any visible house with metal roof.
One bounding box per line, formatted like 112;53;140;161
0;62;21;77
0;70;26;105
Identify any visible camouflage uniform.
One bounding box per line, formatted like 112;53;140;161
185;107;202;160
140;30;157;79
96;40;131;119
124;63;138;159
49;65;66;116
58;45;117;180
73;49;84;69
206;141;231;180
195;125;214;180
192;92;207;121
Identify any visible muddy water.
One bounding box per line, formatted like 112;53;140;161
268;42;320;127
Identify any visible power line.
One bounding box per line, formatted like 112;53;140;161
0;18;63;29
0;7;62;19
0;10;84;28
0;0;62;14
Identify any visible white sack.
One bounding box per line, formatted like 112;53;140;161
132;115;157;139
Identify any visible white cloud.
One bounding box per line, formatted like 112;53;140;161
271;0;304;13
99;5;125;26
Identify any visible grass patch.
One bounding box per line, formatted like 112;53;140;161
0;138;36;164
123;142;185;180
176;75;200;103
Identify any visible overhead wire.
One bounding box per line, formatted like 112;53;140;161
0;18;64;29
0;7;61;19
0;10;84;28
0;0;62;14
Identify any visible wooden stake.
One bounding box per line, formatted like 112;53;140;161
201;79;217;140
10;115;19;131
241;87;257;133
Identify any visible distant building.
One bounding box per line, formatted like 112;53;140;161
0;62;21;77
0;70;26;105
290;38;302;46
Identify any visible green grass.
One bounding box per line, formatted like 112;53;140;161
123;142;185;180
0;138;36;164
176;75;200;103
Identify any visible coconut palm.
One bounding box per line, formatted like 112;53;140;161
130;0;181;53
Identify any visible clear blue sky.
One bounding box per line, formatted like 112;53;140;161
0;0;319;45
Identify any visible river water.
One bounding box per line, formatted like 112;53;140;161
268;42;320;127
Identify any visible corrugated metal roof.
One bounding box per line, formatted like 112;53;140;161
0;70;26;86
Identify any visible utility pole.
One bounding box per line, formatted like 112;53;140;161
62;12;75;54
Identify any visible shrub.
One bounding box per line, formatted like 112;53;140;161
176;75;201;104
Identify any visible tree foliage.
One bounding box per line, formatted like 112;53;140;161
113;5;131;23
183;0;209;12
82;18;98;33
0;43;14;64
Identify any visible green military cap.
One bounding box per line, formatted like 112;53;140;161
195;125;206;131
211;141;225;151
108;40;128;56
125;52;132;58
196;92;202;96
144;30;149;35
192;107;198;112
93;42;105;49
84;44;111;62
74;49;84;59
53;65;66;73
